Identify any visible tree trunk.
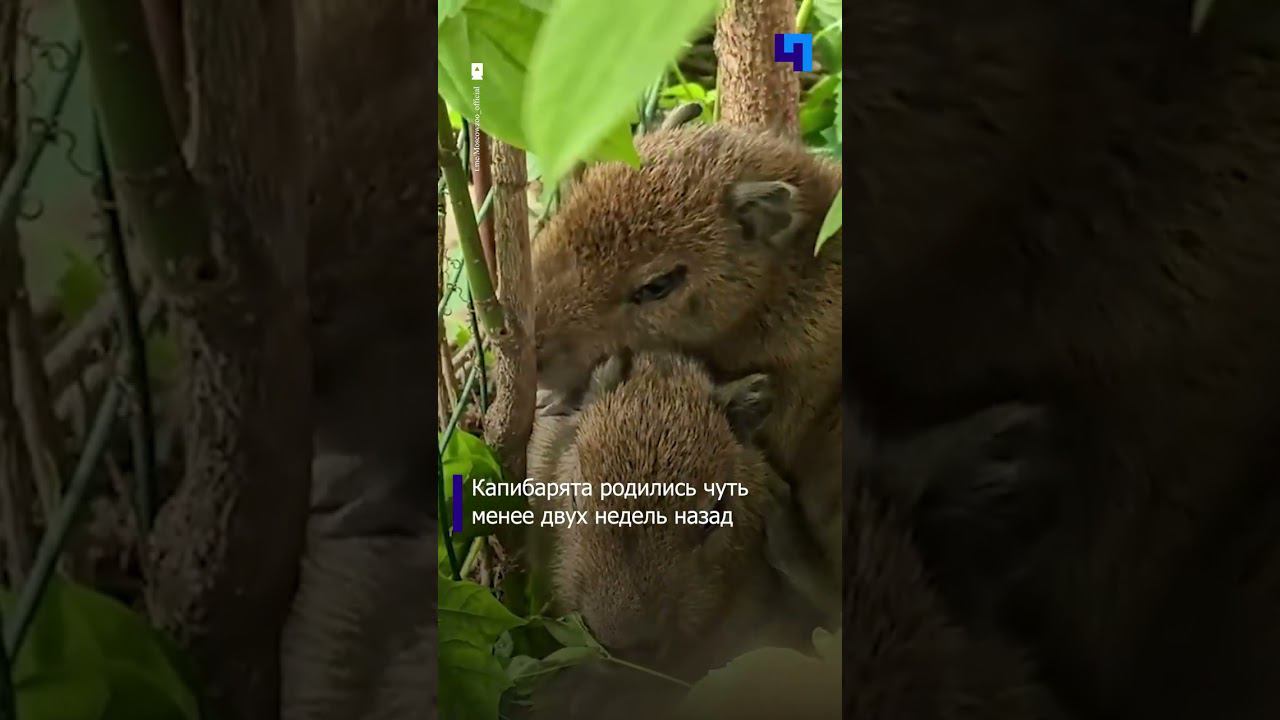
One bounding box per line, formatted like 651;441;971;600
484;140;535;485
282;3;438;718
140;0;187;141
714;0;799;134
134;2;310;719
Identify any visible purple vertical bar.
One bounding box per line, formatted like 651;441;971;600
452;474;464;533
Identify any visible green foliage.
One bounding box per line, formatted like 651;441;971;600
800;2;843;253
441;430;525;540
816;189;842;254
1192;0;1216;34
438;0;644;187
799;74;839;136
55;251;105;324
812;0;841;29
438;0;544;150
677;628;841;719
525;0;720;184
658;83;716;122
438;577;528;720
0;577;198;720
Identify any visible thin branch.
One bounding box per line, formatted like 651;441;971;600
93;117;156;537
0;605;12;720
3;379;122;659
0;41;82;235
437;95;504;332
8;289;64;522
72;0;216;302
472;130;495;277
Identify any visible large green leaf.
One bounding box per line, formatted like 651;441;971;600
834;75;843;146
438;577;527;647
505;645;604;697
441;429;525;539
438;0;470;26
1;577;199;720
524;0;720;184
815;189;842;255
677;630;841;719
438;0;545;151
799;74;840;136
813;0;842;26
438;638;512;720
438;578;528;720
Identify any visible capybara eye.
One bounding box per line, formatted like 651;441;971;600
630;265;688;304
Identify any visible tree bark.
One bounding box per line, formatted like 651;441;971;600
714;0;799;135
140;0;187;142
135;2;310;719
484;140;535;485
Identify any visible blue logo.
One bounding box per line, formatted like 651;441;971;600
774;33;813;72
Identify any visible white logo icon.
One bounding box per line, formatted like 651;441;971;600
471;63;484;80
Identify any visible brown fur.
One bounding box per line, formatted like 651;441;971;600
529;351;815;681
844;2;1280;716
532;123;844;577
530;353;1072;718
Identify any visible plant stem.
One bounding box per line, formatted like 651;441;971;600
3;380;122;658
459;537;481;578
93;118;156;537
0;40;82;233
796;0;815;32
604;655;694;689
671;61;690;89
437;360;482;581
467;287;489;413
437;186;494;320
437;95;505;333
73;0;216;300
0;606;11;720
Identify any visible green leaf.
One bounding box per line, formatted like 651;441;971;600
438;578;527;720
1;577;199;720
799;74;839;136
834;75;843;147
438;0;546;150
438;577;527;648
524;0;721;184
584;119;642;169
813;20;842;70
534;613;603;652
55;251;105;324
13;670;110;720
505;645;604;696
526;152;544;182
815;189;842;255
658;82;707;109
677;635;841;719
813;0;842;26
441;430;525;539
438;0;470;26
438;639;512;720
439;533;470;577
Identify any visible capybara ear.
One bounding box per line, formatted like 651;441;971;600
583;350;634;406
724;180;801;248
713;373;774;443
660;101;703;130
874;403;1067;620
